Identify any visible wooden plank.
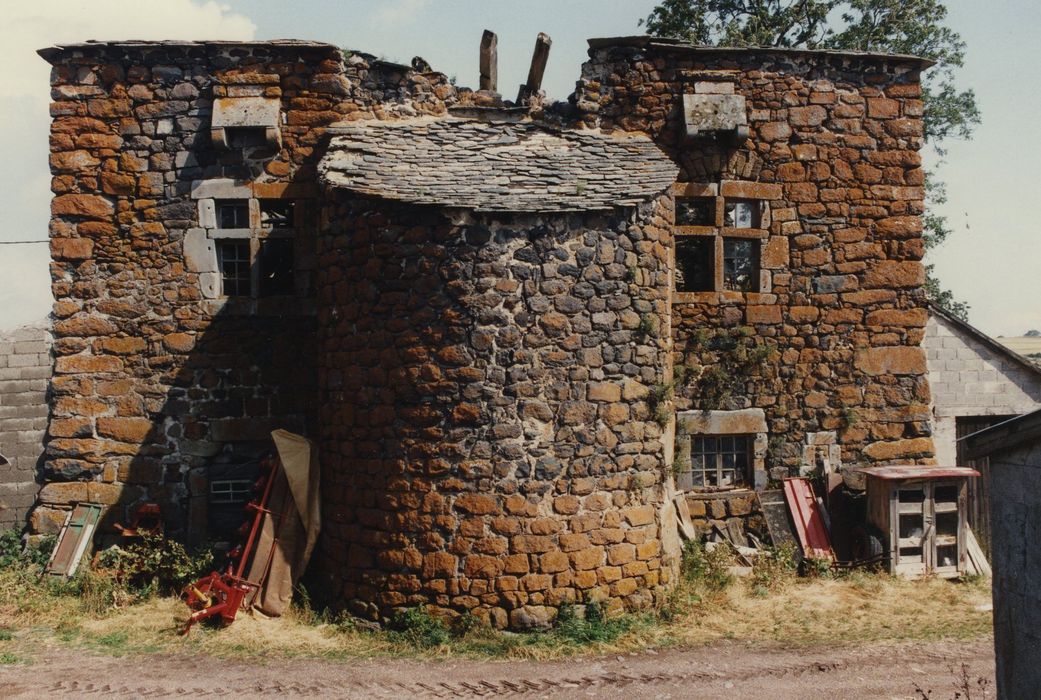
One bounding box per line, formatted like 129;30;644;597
782;478;834;562
517;33;552;103
758;489;797;550
673;494;697;541
479;30;498;92
966;527;993;577
43;503;104;579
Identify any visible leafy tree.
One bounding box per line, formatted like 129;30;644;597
641;0;978;320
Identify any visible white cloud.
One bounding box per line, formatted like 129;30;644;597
369;0;430;29
0;0;256;332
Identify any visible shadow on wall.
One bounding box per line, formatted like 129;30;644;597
35;146;322;544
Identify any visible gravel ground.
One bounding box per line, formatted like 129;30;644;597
0;637;993;698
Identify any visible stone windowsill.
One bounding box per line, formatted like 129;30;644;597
684;488;756;500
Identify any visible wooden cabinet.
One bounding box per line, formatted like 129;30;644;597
856;466;978;579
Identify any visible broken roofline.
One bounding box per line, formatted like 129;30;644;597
37;39;340;63
586;35;936;70
36;33;935;71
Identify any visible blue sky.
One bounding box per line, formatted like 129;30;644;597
0;0;1037;337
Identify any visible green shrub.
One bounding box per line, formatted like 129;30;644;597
681;539;735;590
94;533;214;596
553;602;634;645
451;611;482;637
751;542;799;595
803;556;833;579
0;530;54;571
388;607;450;648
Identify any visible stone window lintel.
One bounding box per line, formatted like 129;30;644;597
675;408;769;491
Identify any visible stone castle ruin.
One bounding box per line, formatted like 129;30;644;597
33;34;933;627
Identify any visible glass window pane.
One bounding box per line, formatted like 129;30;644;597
936;545;957;568
724;200;761;228
675;237;714;292
723;238;759;292
217;240;250;296
260;199;295;228
676;197;715;226
216;200;249;229
688;434;752;489
936;511;958;537
258;239;295;297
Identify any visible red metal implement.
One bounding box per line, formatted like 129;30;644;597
783;477;835;562
180;455;277;634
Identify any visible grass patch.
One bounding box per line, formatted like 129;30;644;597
0;528;992;663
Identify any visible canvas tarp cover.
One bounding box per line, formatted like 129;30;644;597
243;429;321;616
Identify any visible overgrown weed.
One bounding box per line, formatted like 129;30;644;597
0;528;992;663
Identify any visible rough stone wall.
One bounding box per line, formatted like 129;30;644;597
315;194;679;628
925;313;1041;464
577;43;934;473
36;41;463;536
988;441;1041;698
0;324;51;530
685;491;766;544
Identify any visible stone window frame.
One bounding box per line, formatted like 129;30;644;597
672;181;775;304
185;179;317;312
675;408;769;491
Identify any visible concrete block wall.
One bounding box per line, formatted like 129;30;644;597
0;323;50;530
925;313;1041;464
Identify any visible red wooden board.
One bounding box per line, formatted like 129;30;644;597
782;477;835;562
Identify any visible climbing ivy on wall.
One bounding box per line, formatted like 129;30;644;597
675;327;776;411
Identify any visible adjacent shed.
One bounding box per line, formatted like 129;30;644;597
924;303;1041;548
964;409;1041;699
852;465;977;578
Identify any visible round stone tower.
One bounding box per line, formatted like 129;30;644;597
313;119;681;628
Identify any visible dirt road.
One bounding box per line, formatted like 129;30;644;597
0;637;992;698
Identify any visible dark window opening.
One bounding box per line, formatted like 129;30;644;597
205;454;261;538
225;126;269;149
210;479;252;505
216;200;250;229
675;237;714;292
217;240;251;296
723;238;759;292
260;199;295;229
689;434;751;489
676;197;716;227
724;199;762;229
258;239;295;297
